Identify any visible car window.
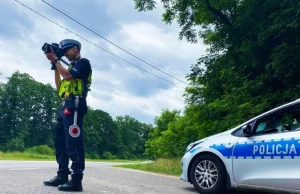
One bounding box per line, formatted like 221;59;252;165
232;121;255;137
253;105;300;135
232;128;244;136
256;122;267;132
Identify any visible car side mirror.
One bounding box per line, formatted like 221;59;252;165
242;124;252;137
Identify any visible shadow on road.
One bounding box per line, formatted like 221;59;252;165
181;186;198;193
181;186;269;194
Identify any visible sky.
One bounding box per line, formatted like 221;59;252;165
0;0;207;124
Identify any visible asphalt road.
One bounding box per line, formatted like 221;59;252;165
0;160;264;194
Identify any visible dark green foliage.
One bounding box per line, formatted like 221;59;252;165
0;71;59;151
134;0;300;158
25;145;55;155
115;115;152;159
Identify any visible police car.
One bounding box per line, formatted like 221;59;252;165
180;99;300;194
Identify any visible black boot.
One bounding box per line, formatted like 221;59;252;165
58;174;83;192
44;173;68;187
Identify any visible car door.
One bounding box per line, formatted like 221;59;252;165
232;104;300;190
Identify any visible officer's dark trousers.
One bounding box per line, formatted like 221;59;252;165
54;105;86;176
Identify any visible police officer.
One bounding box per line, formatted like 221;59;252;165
43;39;92;192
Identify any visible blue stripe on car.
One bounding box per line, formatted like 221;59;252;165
209;138;299;159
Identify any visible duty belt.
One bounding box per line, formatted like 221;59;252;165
61;95;83;107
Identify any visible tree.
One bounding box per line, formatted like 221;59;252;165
83;108;121;159
0;82;5;149
144;109;180;158
0;71;59;151
134;0;236;44
134;0;300;158
114;115;152;159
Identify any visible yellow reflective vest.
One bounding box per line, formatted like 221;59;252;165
58;61;92;98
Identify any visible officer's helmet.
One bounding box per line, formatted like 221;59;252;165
59;39;81;53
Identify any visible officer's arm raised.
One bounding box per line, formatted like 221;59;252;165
55;61;73;80
54;69;61;90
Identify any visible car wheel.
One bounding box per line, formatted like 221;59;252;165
190;154;227;194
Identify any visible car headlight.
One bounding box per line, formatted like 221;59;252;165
185;141;203;153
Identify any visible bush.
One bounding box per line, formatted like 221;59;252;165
6;138;25;152
25;145;54;155
117;152;130;159
86;152;100;159
102;151;118;159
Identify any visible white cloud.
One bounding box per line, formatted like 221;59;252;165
107;21;207;82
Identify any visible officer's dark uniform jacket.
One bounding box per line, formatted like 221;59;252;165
54;57;92;177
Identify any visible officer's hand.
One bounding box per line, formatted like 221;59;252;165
45;47;57;63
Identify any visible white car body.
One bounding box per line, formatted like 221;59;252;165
180;99;300;194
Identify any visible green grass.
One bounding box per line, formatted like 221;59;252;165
0;151;144;163
115;158;182;176
0;151;55;161
85;158;144;162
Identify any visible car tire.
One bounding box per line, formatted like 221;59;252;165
190;154;227;194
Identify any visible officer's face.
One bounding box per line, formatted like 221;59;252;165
64;46;78;61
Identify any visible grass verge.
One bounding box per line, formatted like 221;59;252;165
0;151;144;163
85;159;144;162
114;158;181;176
0;151;55;161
